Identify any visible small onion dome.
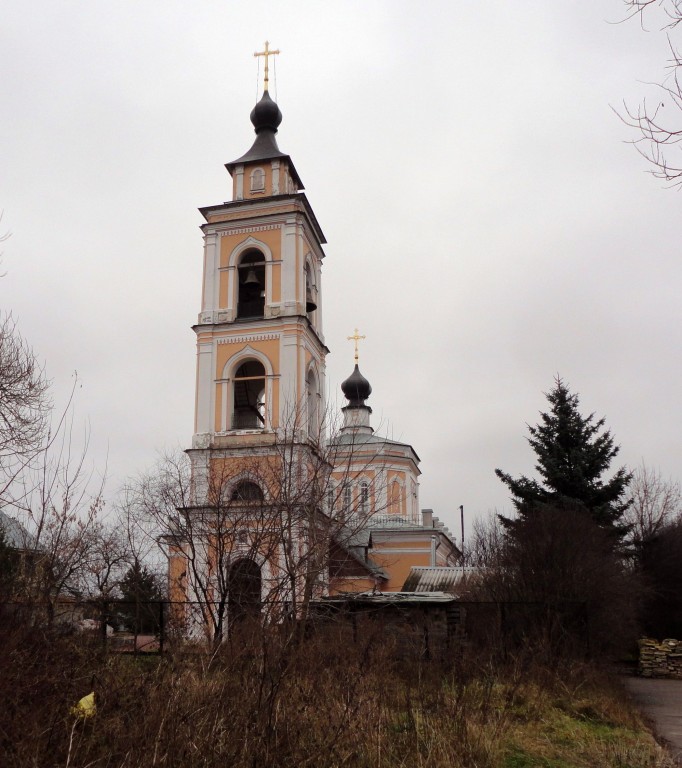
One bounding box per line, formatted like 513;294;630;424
250;90;283;134
341;365;372;406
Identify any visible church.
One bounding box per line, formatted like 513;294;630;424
167;49;460;634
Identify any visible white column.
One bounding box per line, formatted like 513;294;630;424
235;165;244;200
271;160;280;195
203;233;218;313
194;341;215;436
281;219;298;314
280;333;299;427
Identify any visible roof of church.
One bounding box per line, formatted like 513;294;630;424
0;511;33;549
366;515;425;531
225;90;303;188
331;431;421;462
341;364;372;406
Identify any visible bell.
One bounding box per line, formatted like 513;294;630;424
306;288;317;313
244;269;260;287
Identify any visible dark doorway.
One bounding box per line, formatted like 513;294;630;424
229;558;262;624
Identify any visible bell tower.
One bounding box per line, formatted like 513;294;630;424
188;69;328;502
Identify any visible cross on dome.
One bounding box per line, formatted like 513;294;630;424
254;41;280;92
347;328;366;364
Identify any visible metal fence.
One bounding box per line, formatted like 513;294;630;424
0;597;591;658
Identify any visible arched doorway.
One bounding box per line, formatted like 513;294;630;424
228;558;262;624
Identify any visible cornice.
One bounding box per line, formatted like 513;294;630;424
217;333;279;344
218;224;280;236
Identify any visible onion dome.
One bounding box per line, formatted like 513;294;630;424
250;90;283;133
341;365;372;407
225;90;304;190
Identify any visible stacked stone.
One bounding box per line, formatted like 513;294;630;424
638;638;682;678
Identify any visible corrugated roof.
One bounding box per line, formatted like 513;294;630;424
402;566;480;594
317;590;456;605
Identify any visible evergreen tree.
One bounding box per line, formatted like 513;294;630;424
117;562;163;634
496;378;632;539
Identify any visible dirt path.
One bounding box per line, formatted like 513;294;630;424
624;677;682;764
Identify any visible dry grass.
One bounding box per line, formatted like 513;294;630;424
0;622;674;768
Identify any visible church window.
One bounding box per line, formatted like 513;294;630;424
231;480;264;502
306;369;319;438
237;250;265;319
250;167;265;192
305;262;317;315
343;484;352;515
390;480;402;516
232;361;266;430
359;481;369;515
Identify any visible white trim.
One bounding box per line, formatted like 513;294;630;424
249;166;265;193
225;471;270;502
202;233;218;313
218;224;280;236
228;236;274;308
281;219;297;309
271;159;280;195
194;341;214;435
221;345;274;431
217;333;279;344
235;165;244;200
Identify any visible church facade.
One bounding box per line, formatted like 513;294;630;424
167;76;459;636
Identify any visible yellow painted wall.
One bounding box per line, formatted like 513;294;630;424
242;162;273;200
371;546;432;592
329;576;376;595
218;229;283;307
214;338;280;432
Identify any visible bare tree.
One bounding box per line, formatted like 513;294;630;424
4;406;108;620
619;1;682;185
127;408;394;647
0;314;49;470
624;462;681;551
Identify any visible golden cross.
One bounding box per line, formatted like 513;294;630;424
254;40;280;92
347;328;366;364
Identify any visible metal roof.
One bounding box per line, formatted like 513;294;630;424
0;511;33;549
402;566;481;594
316;590;457;605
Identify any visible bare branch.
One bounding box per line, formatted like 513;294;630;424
619;4;682;185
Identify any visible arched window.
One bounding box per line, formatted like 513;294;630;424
305;262;317;315
233;360;265;429
390;480;402;516
250;167;265;192
228;558;261;624
359;481;370;515
231;480;264;502
343;484;352;516
237;250;265;319
306;368;319;438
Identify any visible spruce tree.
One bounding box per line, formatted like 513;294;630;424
496;378;632;539
118;563;163;634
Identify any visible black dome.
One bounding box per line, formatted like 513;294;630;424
250;90;282;134
341;365;372;406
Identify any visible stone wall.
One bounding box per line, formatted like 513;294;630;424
638;638;682;678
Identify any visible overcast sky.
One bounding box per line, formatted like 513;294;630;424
2;1;680;537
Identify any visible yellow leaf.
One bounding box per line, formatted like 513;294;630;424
71;691;96;719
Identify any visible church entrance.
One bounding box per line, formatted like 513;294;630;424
228;558;262;625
